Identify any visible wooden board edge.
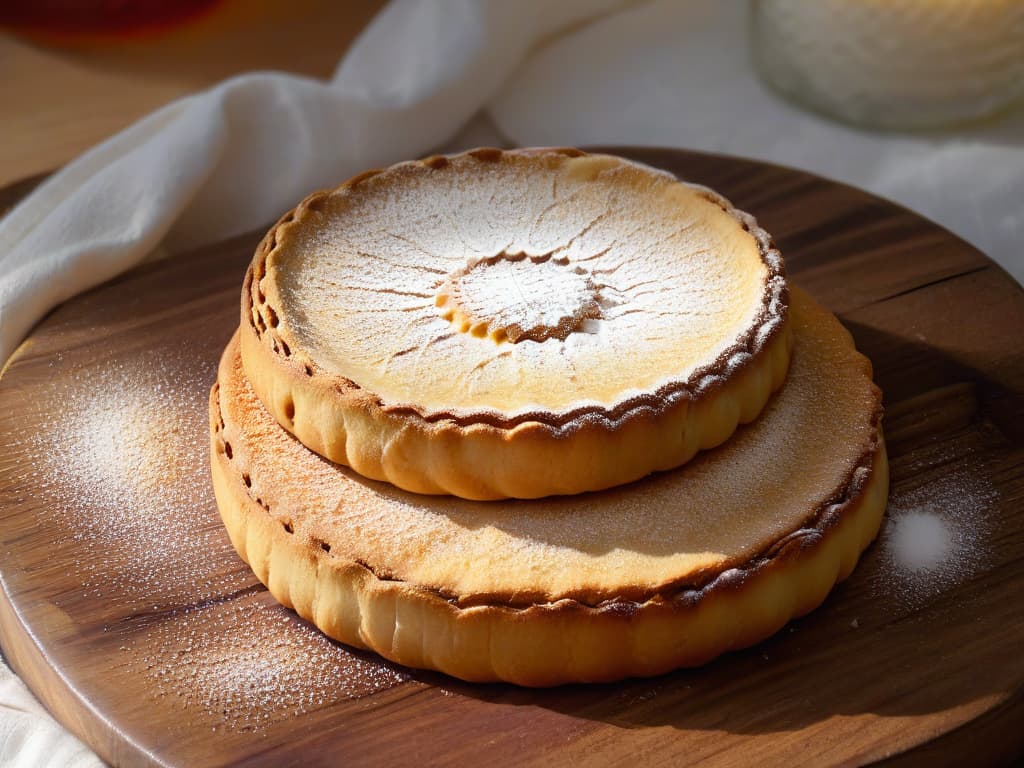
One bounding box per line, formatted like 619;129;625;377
0;574;159;767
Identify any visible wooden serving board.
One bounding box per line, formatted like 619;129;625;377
1;148;1022;767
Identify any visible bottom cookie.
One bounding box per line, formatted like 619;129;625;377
210;286;887;686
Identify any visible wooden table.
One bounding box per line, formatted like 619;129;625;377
0;0;385;187
0;147;1022;766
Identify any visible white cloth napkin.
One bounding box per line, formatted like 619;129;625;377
0;666;99;768
1;1;1022;765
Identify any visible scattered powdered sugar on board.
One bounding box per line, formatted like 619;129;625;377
877;464;998;608
887;512;953;573
11;341;412;732
19;341;252;610
135;596;410;732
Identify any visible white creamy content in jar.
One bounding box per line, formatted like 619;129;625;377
752;0;1024;129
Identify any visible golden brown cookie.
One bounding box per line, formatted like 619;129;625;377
241;148;790;499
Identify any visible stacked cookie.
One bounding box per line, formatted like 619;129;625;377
209;148;887;686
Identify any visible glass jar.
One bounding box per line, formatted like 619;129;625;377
752;0;1024;130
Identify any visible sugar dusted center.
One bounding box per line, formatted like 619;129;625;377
435;252;603;343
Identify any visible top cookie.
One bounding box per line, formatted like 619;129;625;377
240;148;790;499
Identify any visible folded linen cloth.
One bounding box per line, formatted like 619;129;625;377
0;665;101;768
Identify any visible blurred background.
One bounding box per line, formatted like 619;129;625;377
3;0;1023;179
2;0;1021;284
0;0;385;187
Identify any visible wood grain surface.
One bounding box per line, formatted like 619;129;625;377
0;148;1022;767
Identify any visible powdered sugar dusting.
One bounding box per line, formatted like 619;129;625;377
8;339;411;732
888;512;953;573
136;596;410;731
18;342;250;610
878;465;997;607
438;254;602;343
